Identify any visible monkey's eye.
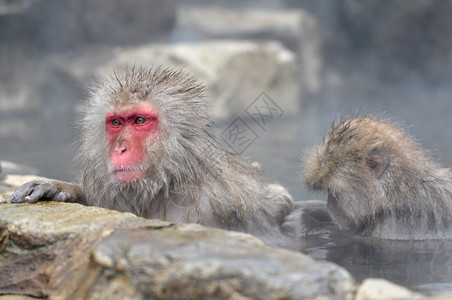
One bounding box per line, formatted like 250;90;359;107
111;119;122;127
367;159;377;169
135;117;146;124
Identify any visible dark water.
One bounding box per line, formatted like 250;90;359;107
300;231;452;295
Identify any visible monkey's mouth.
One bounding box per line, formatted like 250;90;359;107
327;192;340;216
327;192;353;230
112;168;145;184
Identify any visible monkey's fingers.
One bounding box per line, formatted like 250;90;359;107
10;181;46;203
281;210;306;237
10;181;65;203
29;183;71;202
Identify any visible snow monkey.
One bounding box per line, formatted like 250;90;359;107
11;66;297;247
304;116;452;240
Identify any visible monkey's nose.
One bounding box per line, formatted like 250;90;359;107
114;143;127;154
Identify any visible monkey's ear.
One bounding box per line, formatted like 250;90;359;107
366;149;387;179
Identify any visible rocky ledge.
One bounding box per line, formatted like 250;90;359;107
0;201;355;299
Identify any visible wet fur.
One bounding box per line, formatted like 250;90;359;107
305;116;452;239
76;66;294;245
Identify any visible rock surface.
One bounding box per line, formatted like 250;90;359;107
0;201;357;299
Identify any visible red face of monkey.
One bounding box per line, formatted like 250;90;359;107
105;103;158;184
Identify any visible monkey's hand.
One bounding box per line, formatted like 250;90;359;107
282;200;335;237
10;180;86;204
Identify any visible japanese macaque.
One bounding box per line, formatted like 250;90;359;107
303;116;452;240
10;66;295;247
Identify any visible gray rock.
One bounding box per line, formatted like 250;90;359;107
175;6;327;95
79;224;355;299
0;201;356;299
58;40;300;120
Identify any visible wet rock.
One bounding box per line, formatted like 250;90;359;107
75;224;355;299
0;201;357;299
0;202;172;298
58;40;300;120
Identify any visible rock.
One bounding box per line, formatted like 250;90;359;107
0;202;172;298
175;6;326;95
58;40;300;120
76;224;355;299
355;278;424;300
0;201;357;299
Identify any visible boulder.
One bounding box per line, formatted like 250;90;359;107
0;202;172;298
0;201;357;299
57;40;300;120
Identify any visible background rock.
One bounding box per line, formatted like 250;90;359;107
55;40;300;120
175;6;326;95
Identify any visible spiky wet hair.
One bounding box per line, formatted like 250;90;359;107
305;115;452;238
305;115;422;190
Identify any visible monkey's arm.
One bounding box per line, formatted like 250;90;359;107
10;180;87;205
